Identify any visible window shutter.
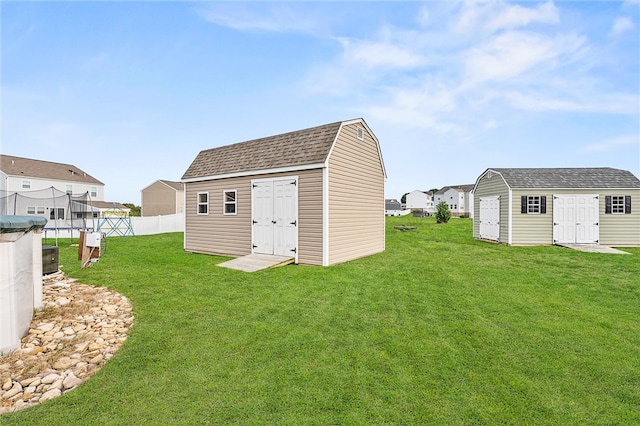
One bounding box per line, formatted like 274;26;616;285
521;196;527;214
540;196;546;214
605;196;612;214
625;195;631;214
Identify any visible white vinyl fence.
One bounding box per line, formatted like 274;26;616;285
130;213;184;236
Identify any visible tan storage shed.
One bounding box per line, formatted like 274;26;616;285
182;118;386;266
473;167;640;246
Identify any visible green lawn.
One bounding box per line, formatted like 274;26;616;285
2;217;639;425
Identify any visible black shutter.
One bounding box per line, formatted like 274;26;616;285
540;196;546;214
605;196;612;214
625;195;631;214
521;196;527;214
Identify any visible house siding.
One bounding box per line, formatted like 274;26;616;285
142;181;180;216
327;123;385;265
473;172;510;242
184;168;324;265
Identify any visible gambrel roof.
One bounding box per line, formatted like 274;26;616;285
0;155;103;185
182;119;383;180
484;168;640;189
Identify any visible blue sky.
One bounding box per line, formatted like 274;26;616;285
2;1;638;204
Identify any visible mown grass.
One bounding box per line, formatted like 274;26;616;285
2;217;639;425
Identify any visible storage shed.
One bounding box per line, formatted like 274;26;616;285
182;118;386;266
473;167;640;246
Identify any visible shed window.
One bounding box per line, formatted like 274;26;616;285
521;196;546;214
197;192;209;215
356;127;364;140
605;195;631;214
223;190;237;215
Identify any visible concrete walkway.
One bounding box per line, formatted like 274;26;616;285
556;243;631;254
218;253;295;272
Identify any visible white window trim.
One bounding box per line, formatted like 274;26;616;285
611;195;625;214
197;192;209;215
223;189;237;215
527;196;541;214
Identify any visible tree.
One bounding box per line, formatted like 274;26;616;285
123;203;141;217
400;192;409;204
435;201;452;223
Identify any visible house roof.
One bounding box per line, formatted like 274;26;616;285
488;167;640;189
182;119;378;180
0;155;103;185
160;180;184;191
436;184;474;195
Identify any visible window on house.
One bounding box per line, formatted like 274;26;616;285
606;195;631;214
223;190;237;215
22;180;31;189
356;127;364;140
66;185;73;195
91;187;97;197
197;192;209;215
50;208;65;220
521;196;546;214
28;207;45;215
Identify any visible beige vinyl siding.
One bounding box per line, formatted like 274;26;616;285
599;189;640;246
327;123;385;265
473;173;509;242
142;181;178;216
509;189;640;246
184;169;324;264
510;190;553;245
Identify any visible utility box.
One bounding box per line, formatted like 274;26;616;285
85;232;101;248
42;245;59;275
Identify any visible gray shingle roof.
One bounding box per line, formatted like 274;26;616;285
436;184;474;194
491;167;640;189
0;155;104;185
182;121;344;180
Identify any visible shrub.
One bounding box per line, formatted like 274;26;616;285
435;202;452;223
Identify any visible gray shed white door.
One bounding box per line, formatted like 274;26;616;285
479;196;500;241
251;177;298;258
553;195;599;244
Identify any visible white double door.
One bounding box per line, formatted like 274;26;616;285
479;196;500;241
252;177;298;257
553;195;599;244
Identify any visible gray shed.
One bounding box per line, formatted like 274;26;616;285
473;167;640;246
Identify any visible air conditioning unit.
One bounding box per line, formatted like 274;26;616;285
85;232;102;248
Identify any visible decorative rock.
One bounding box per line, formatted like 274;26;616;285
40;388;61;401
63;373;83;389
41;373;61;385
0;280;133;415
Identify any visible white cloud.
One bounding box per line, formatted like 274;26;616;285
504;91;639;114
463;31;586;84
485;1;559;32
609;17;635;37
197;4;323;35
585;135;639;152
339;38;426;70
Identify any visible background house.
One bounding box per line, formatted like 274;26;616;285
1;155;104;201
405;190;435;214
182;118;386;266
141;180;185;217
473;167;640;246
434;184;474;217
